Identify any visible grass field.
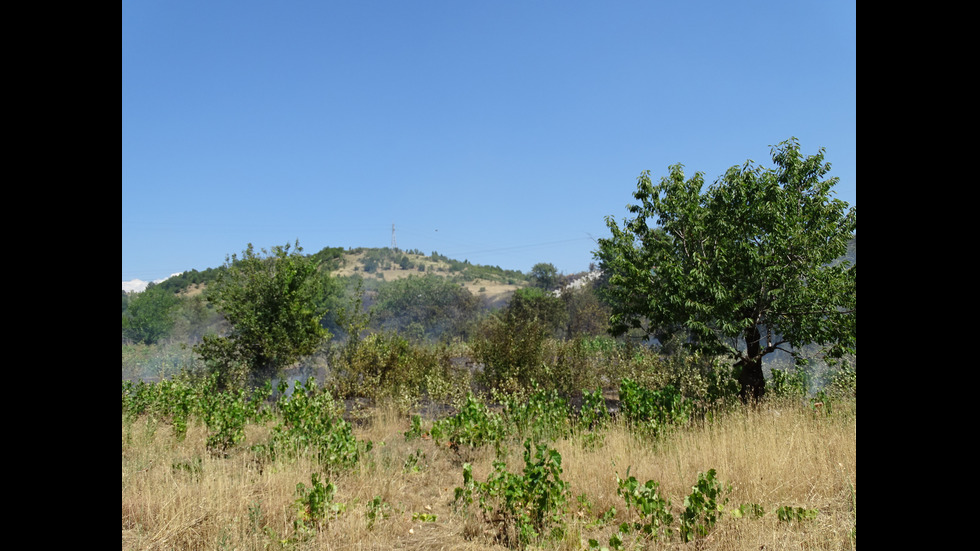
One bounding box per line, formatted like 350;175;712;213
122;395;855;550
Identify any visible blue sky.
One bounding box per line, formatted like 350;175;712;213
122;1;856;284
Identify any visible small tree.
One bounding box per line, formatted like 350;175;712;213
122;283;180;345
473;287;568;392
372;274;480;341
194;241;332;389
595;139;855;402
529;262;560;290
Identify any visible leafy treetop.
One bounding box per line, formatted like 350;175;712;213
595;138;855;401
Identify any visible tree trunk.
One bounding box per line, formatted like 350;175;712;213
738;326;766;403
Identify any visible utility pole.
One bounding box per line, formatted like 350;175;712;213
391;223;396;249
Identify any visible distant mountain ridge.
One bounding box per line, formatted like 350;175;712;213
122;274;185;293
123;238;854;294
122;247;535;295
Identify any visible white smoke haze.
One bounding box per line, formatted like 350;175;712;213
122;273;184;293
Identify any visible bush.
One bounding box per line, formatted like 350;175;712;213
455;440;569;548
618;379;691;438
257;378;360;473
330;332;470;407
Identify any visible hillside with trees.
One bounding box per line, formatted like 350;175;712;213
123;139;855;550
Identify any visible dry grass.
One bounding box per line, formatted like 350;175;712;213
122;399;855;550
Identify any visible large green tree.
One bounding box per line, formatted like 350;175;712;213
194;241;333;388
595;139;856;402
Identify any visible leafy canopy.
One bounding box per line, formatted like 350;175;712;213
194;240;332;388
372;274;480;341
595;138;855;398
529;262;560;290
122;283;181;345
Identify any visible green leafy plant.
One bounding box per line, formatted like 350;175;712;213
730;502;766;519
770;367;810;399
455;440;569;548
194;240;332;390
257;378;361;472
615;467;674;542
498;384;571;443
122;283;181;345
595;139;856;402
365;495;391;529
202;381;272;455
577;388;610;432
404;414;424;441
618;379;690;438
294;473;345;533
679;469;728;542
776;505;819;522
403;448;427;473
430;393;506;452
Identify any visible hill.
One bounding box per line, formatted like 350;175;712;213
124;247;535;305
326;247;531;306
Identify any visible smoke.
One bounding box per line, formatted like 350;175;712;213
123;273;185;293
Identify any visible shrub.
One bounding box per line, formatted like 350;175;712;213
679;469;728;542
455;440;569;547
257;378;361;473
498;385;571;443
618;379;691;438
430;393;507;451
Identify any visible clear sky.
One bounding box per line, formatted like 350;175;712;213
122;0;856;284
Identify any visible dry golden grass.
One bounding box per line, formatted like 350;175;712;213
122;398;855;550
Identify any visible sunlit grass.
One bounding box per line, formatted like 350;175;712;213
122;396;855;550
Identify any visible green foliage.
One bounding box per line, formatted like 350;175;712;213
403;448;427;473
615;467;674;542
154;266;225;294
577;388;610;432
770;367;810;399
472;288;568;393
529;262;560;290
332;329;470;406
258;378;360;473
560;282;612;339
679;469;729;543
776;505;819;522
456;440;569;547
371;275;480;341
365;495;391;529
294;473;344;533
404;414;424;441
200;381;273;455
122;372;272;446
122;375;198;439
194;241;333;389
507;287;568;336
497;385;571;443
731;503;766;519
618;379;691;438
829;363;857;399
430;393;507;451
596;138;856;401
332;277;372;368
122;283;181;344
